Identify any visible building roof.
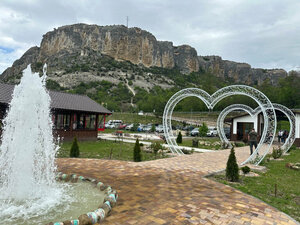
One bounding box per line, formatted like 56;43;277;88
0;82;111;114
228;108;300;121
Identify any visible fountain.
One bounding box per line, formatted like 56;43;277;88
0;65;117;224
0;64;69;223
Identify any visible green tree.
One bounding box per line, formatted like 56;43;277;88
199;122;208;137
133;138;142;162
176;131;183;144
151;124;156;133
226;147;239;182
70;137;80;158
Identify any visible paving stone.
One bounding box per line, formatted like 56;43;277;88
56;146;299;225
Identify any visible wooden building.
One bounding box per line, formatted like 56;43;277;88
0;83;111;141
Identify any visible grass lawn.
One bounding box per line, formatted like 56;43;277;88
211;148;300;222
57;139;168;161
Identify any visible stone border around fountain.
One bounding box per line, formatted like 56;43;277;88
46;172;118;225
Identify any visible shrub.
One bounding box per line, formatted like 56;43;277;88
151;124;156;133
272;147;283;159
150;142;162;158
70;137;80;158
234;142;245;147
131;123;139;132
288;145;297;152
241;166;251;175
199;122;208;137
133;138;142;162
176;131;182;144
226;147;239;182
181;148;191;154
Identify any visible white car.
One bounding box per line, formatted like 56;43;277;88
207;127;218;137
125;123;134;130
155;125;164;133
191;128;199;136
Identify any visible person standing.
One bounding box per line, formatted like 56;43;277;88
282;130;288;143
278;130;282;143
248;128;258;155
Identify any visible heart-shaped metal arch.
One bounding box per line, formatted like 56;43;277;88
217;103;296;154
217;104;263;150
163;85;276;165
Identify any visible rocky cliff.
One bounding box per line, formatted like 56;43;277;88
1;23;287;86
198;56;287;85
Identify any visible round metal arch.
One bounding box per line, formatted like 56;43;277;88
163;85;276;165
217;103;296;154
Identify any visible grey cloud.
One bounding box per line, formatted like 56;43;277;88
0;0;300;73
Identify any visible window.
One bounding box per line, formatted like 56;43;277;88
54;113;70;130
73;113;97;130
98;115;105;130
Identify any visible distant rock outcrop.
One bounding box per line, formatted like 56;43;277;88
1;23;287;86
198;55;287;85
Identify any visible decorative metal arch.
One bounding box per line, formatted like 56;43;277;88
217;103;295;154
163;85;276;165
217;104;262;149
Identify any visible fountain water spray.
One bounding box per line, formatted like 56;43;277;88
0;65;66;222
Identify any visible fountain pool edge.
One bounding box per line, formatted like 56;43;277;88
46;172;118;225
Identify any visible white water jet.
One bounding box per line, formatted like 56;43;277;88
0;65;68;223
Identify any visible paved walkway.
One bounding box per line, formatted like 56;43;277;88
57;147;299;225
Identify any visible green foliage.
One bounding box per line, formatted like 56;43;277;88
51;52;300;112
277;120;290;132
226;147;239;182
150;142;162;158
58;140;168;161
288;145;297;152
46;79;65;91
176;131;183;144
241;166;251;175
133;139;142;162
151;124;156;133
132;123;139;131
70;137;80;157
213;149;300;221
199;123;208;137
234;142;246;147
272;147;283;159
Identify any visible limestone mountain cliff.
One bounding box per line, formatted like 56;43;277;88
1;23;287;87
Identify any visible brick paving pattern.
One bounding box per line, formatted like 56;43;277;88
57;146;299;225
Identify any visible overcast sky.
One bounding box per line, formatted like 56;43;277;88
1;0;300;74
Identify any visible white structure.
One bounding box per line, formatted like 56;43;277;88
163;85;276;165
218;104;296;153
296;112;300;146
229;109;300;147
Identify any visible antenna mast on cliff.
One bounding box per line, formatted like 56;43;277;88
126;16;129;28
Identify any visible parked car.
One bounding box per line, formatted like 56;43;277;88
155;125;164;133
143;124;152;132
105;123;115;129
207;127;218;137
191;128;199;136
117;124;127;129
125;123;134;130
137;124;145;132
183;126;195;131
